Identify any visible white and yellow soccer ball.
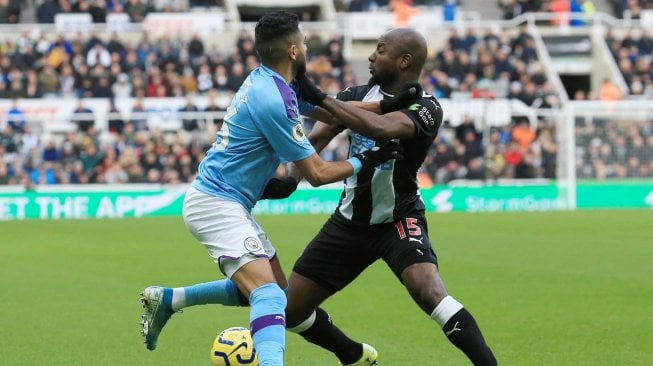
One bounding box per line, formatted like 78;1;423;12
210;327;258;366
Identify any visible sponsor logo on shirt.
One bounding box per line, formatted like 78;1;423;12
408;102;435;127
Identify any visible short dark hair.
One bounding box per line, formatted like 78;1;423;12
254;11;300;64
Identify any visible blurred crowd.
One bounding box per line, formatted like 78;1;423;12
610;0;653;19
0;0;224;24
606;28;653;97
0;26;355;186
418;116;558;184
3;3;653;187
576;118;653;178
497;0;653;22
498;0;597;22
0;28;350;101
421;25;559;108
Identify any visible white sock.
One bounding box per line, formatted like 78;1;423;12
286;311;317;333
430;295;464;328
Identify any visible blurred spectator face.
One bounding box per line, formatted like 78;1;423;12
464;130;477;143
78;0;90;11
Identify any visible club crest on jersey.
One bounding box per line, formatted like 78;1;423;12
243;237;262;252
292;123;306;142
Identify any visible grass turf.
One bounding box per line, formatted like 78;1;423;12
1;210;652;365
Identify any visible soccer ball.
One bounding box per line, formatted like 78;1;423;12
210;327;258;366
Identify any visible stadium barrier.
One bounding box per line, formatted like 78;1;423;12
1;181;651;220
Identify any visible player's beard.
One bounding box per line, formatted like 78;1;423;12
368;69;398;90
294;58;307;77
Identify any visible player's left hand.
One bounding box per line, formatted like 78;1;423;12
379;83;423;114
260;177;299;199
296;74;327;106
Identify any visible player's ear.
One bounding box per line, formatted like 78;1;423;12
398;53;412;70
288;44;298;61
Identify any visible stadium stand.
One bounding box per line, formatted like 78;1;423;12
1;0;652;187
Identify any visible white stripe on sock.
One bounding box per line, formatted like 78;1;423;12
286;310;317;333
171;288;185;311
430;296;464;328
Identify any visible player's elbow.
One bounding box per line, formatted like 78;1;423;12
366;116;402;139
368;125;390;139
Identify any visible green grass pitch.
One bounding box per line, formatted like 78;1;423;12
2;210;652;365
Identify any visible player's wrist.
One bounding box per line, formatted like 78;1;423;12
346;156;363;174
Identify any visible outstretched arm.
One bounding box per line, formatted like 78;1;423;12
293;140;402;187
297;75;419;139
318;98;416;139
287;121;345;183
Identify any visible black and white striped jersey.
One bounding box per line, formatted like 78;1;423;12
334;84;443;225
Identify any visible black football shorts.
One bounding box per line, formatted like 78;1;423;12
293;212;438;294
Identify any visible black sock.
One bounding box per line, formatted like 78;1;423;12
443;308;497;366
299;307;362;364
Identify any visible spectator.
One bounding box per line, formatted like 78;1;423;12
38;0;67;23
0;126;17;155
550;0;571;25
437;159;467;183
0;0;20;23
126;0;150;22
107;32;126;60
599;78;622;100
42;141;61;162
466;157;484;179
7;98;26;133
59;63;77;97
179;95;201;132
112;73;133;99
87;43;112;68
108;101;125;134
391;0;419;27
512;119;536;149
72;99;94;133
188;33;205;65
93;76;114;98
203;88;225;128
79;143;101;177
39;64;60;96
195;64;214;93
306;30;324;58
515;151;536;178
30;161;58;185
130;97;148;131
225;62;246;92
0;161;8;184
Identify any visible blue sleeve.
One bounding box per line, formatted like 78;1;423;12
253;82;315;163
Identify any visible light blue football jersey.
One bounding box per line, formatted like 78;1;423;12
192;66;315;211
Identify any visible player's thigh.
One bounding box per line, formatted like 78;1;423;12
377;215;447;313
377;215;438;282
292;215;376;294
183;187;275;282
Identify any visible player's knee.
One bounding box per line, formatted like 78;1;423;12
250;283;287;310
408;283;447;313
